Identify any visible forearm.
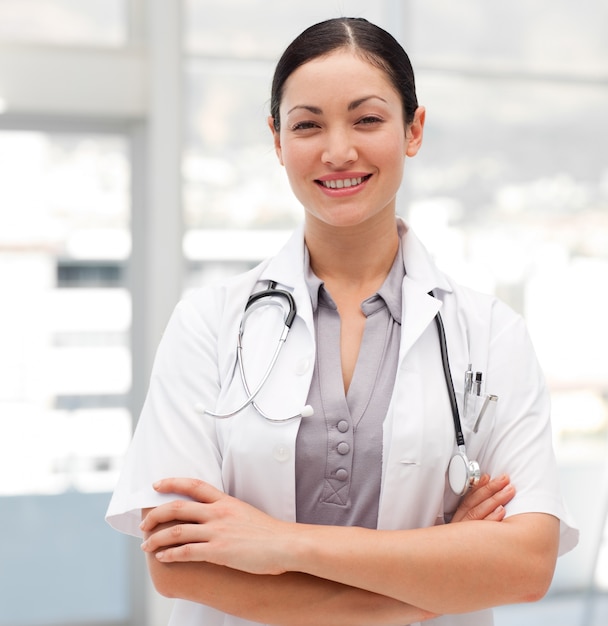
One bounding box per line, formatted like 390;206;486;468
285;513;559;615
141;475;523;618
147;557;435;625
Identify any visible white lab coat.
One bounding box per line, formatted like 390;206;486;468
107;221;578;626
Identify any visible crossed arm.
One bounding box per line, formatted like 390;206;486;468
140;474;559;625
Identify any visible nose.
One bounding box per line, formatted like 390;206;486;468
321;127;358;167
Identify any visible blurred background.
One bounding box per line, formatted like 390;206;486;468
0;1;606;625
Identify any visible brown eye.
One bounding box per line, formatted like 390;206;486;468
291;121;319;131
357;116;383;126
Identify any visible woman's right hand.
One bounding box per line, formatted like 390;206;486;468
450;474;515;523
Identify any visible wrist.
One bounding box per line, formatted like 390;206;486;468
280;521;319;574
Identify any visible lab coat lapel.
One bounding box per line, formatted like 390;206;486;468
398;223;452;359
400;277;442;357
378;224;455;531
215;227;314;522
258;224;315;336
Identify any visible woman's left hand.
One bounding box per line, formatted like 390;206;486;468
450;473;515;523
140;478;293;574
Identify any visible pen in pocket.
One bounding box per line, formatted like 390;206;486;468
463;364;473;415
473;394;498;433
474;371;483;396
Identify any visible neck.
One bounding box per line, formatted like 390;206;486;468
304;214;401;291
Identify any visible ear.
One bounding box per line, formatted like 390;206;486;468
268;116;284;165
405;106;425;157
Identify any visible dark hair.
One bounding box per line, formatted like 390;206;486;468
270;17;418;131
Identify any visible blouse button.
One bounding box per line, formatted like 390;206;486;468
337;442;350;455
335;468;349;481
337;420;349;433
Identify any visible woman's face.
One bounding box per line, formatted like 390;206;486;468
269;49;425;231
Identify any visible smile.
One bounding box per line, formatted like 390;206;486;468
317;175;371;189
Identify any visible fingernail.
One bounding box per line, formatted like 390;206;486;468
140;540;148;550
155;551;165;561
153;481;161;490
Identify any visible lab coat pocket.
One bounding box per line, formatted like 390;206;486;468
457;391;498;466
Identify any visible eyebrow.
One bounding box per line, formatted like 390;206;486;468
348;95;388;110
286;96;388;117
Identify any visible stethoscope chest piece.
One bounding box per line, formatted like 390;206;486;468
448;448;481;497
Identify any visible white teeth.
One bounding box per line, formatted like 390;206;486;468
321;177;364;189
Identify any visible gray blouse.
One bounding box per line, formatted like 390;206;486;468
295;243;404;529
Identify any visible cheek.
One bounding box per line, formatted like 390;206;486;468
382;138;408;172
379;132;407;157
358;128;406;159
281;143;314;177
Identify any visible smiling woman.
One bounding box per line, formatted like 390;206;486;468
270;51;423;234
107;16;577;626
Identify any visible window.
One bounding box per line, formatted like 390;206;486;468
0;0;128;47
0;129;132;625
182;0;396;287
404;1;608;463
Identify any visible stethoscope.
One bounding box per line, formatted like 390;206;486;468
197;281;480;496
198;282;314;422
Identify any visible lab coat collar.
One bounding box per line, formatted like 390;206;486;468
256;219;454;334
395;218;453;360
398;217;453;296
258;223;307;290
257;224;315;335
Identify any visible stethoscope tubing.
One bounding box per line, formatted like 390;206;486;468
200;283;298;420
432;302;466;448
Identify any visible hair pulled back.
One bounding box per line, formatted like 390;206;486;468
270;17;418;131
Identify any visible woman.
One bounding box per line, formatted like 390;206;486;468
107;17;577;626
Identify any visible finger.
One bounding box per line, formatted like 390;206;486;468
492;483;516;507
463;484;515;522
141;522;208;554
482;505;506;523
466;473;491;501
140;499;210;533
154;542;210;564
450;475;490;523
153;477;224;502
469;474;509;504
451;475;513;523
460;474;509;511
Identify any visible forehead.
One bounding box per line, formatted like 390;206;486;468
281;50;400;106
